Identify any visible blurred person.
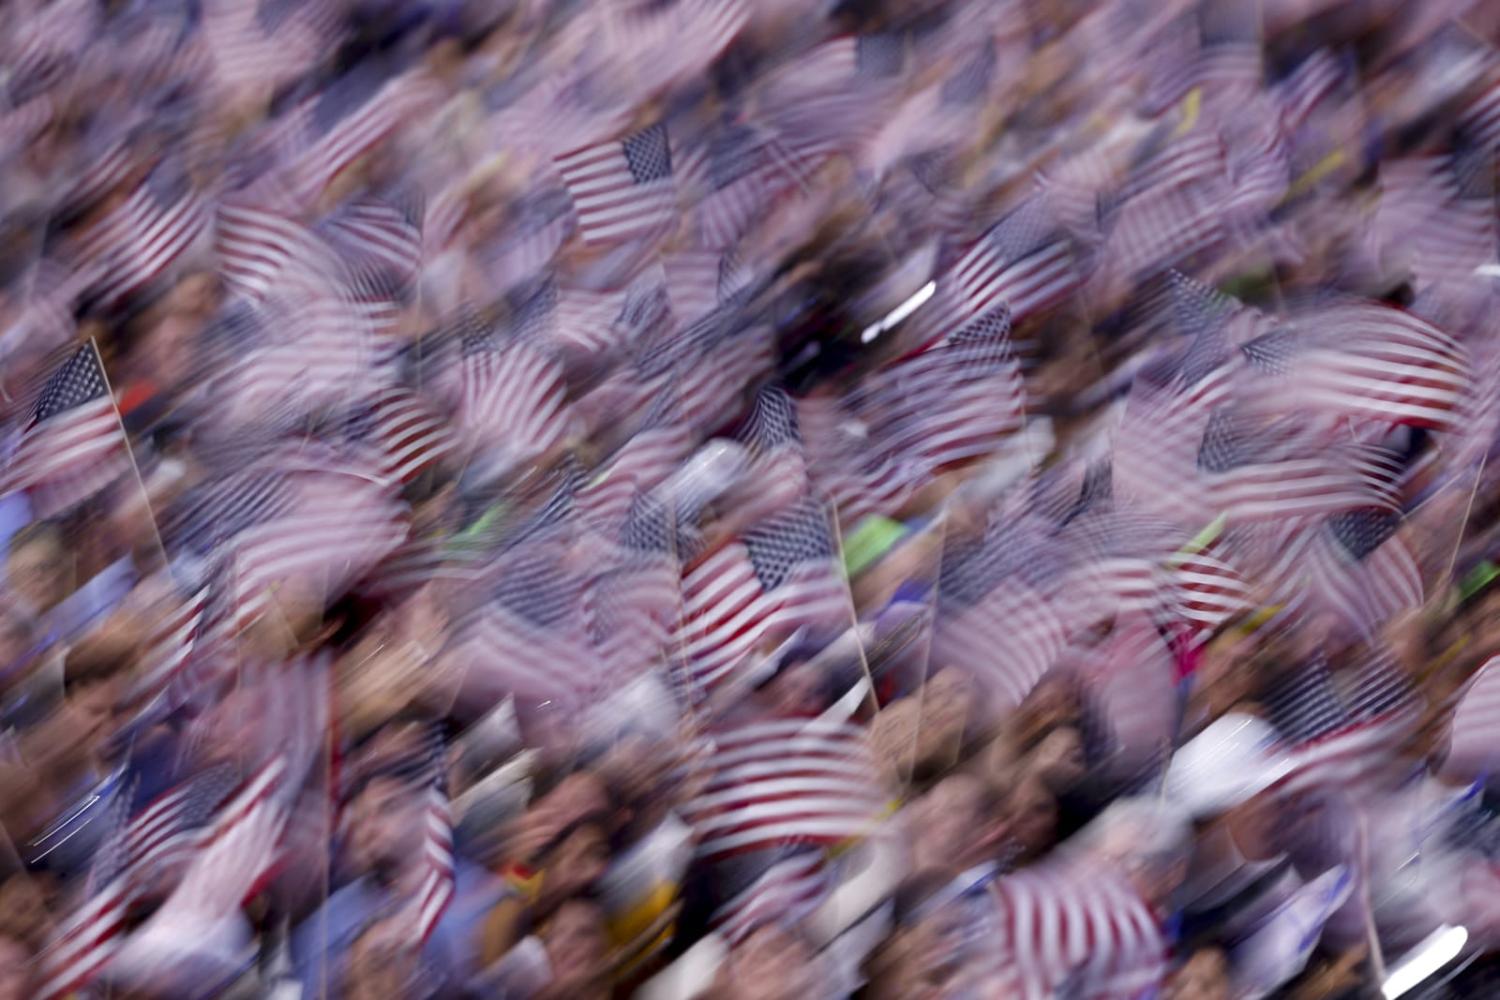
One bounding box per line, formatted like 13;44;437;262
708;919;834;1000
343;915;430;1000
0;869;55;953
862;869;985;1000
535;896;615;1000
493;819;612;948
1003;771;1059;865
907;771;1008;875
1070;796;1194;913
2;632;139;876
0;934;33;1000
1165;946;1232;1000
1164;713;1315;951
290;762;507;998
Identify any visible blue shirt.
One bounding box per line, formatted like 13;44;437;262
290;859;506;999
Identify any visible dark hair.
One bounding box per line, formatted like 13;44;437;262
62;634;135;695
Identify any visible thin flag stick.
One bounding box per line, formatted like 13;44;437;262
827;500;886;721
88;337;176;582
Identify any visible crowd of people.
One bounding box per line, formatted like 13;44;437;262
6;0;1500;996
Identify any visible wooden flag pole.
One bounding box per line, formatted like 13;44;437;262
88;337;174;582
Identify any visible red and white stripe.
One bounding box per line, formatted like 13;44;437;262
682;718;885;858
555;126;679;245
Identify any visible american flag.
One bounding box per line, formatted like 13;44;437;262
124;586;212;716
406;726;455;943
586;495;683;676
1282;302;1470;432
33;778;139;1000
448;318;578;471
730;383;810;520
948;200;1079;326
446;539;599;706
711;848;832;945
1448;656;1500;778
1;342;129;517
858;307;1026;480
121;764;242;893
975;864;1167;1000
33;759;287;1000
222;465;409;631
693;118;804;249
673;497;851;697
1277;48;1348;132
199;0;332;104
796;392;923;525
281;69;445;209
931;525;1068;709
347;385;457;487
681;717;886;858
75;159;211;307
214;194;329;302
153;756;290;922
556;122;679;245
576;393;694;537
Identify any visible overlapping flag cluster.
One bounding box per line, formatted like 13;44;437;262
9;0;1500;994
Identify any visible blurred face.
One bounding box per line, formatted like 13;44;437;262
8;535;66;615
544;824;610;898
543;900;610;987
764;662;824;716
0;876;49;950
1006;776;1058;860
729;924;820;1000
912;775;999;872
65;676;124;750
0;937;29;1000
1167;947;1231;1000
1225;791;1280;862
348;777;424;876
1029;726;1086;792
346;919;418;1000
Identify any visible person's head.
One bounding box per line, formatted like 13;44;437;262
345;774;427;879
1166;946;1231;1000
909;772;1006;873
865;870;975;1000
344;916;420;1000
759;657;831;717
538;897;611;993
537;819;611;904
60;633;135;748
1026;724;1087;792
1003;773;1058;863
0;873;52;951
6;522;67;616
1165;713;1292;862
0;935;32;1000
0;603;36;673
723;921;823;1000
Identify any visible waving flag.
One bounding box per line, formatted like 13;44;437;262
408;727;455;943
674;498;851;696
1284;303;1470;432
949;200;1079;325
859;307;1026;479
982;865;1167;1000
2;342;129;517
682;718;885;858
75;160;211;307
712;848;832;944
557;123;679;244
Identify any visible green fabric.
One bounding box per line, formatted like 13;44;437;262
1459;560;1500;603
843;516;907;577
